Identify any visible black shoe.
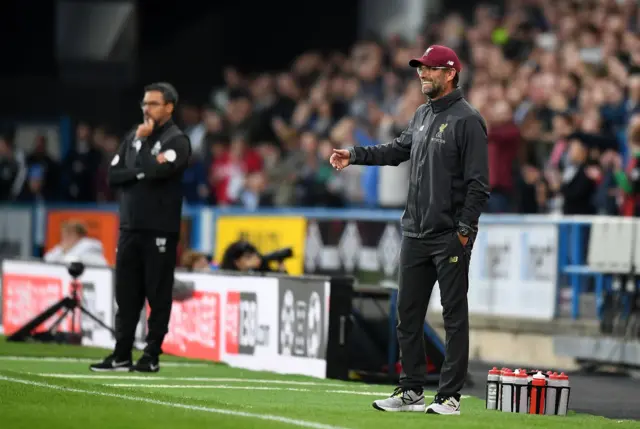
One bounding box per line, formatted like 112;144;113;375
131;353;160;373
89;353;132;372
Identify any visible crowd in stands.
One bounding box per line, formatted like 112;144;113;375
1;0;640;215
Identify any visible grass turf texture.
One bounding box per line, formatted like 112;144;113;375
0;337;636;429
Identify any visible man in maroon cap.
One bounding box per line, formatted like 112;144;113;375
330;45;489;415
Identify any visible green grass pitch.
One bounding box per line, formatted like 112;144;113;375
0;337;636;429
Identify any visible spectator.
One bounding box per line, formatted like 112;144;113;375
615;117;640;216
515;112;547;213
182;157;210;204
548;135;601;215
0;136;24;201
179;102;207;158
17;164;46;202
43;221;108;266
25;134;60;201
61;122;101;202
210;133;262;206
295;131;344;207
180;249;215;272
486;100;521;213
94;133;119;203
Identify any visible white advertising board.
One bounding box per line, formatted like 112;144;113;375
429;224;558;320
0;260;113;345
0;260;332;379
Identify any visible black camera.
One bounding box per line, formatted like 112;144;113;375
261;247;293;263
67;260;85;279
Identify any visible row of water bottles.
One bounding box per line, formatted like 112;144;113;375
485;367;571;415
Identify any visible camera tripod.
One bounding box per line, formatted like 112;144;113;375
7;276;115;344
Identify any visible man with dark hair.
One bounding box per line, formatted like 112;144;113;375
90;82;191;373
145;82;179;106
219;240;262;272
330;45;489;415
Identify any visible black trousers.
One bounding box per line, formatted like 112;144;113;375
113;230;178;358
396;232;473;397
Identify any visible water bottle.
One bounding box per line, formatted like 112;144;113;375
498;367;510;411
514;370;529;413
557;372;571;416
500;369;515;412
529;371;547;414
486;367;501;410
545;372;560;415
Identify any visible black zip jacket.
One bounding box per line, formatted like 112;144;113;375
108;119;191;234
348;89;489;238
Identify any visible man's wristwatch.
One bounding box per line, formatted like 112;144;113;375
457;223;471;237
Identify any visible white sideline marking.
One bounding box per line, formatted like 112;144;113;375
0;375;349;429
106;383;469;398
110;383;312;391
0;356;208;367
106;383;390;395
36;374;470;398
36;374;345;386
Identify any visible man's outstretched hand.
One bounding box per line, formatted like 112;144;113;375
330;149;351;171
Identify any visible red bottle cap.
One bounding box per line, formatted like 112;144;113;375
557;372;569;380
488;367;500;375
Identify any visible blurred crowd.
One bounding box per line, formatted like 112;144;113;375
465;0;640;216
1;0;640;216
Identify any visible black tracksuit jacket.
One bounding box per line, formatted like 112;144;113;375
348;89;490;239
107;120;191;235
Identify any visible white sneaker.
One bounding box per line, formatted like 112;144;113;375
425;395;461;415
372;387;425;412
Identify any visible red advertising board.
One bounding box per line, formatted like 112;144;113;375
162;291;221;361
2;274;65;335
225;291;240;355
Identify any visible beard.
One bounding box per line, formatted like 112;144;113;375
422;80;445;99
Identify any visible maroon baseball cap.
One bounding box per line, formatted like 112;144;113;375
409;45;462;73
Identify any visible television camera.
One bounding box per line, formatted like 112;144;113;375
261;247;294;264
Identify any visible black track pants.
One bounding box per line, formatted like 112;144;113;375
396;232;473;397
113;230;177;358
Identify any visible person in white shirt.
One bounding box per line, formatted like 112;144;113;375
43;221;108;267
